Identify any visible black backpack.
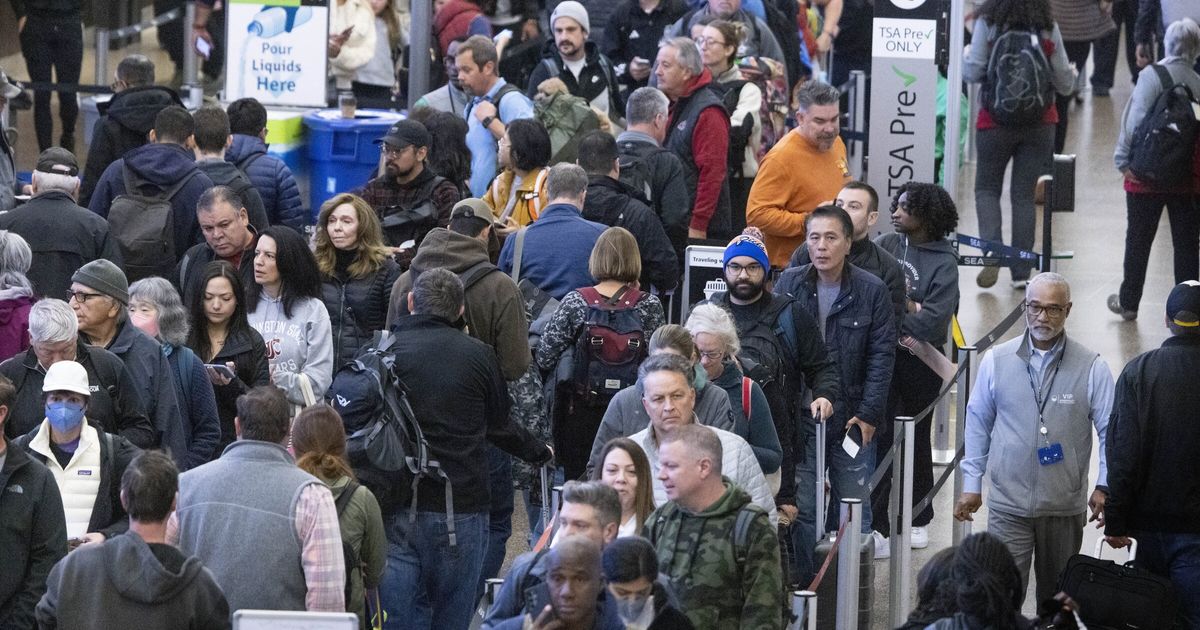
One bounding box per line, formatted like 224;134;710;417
334;480;363;606
1128;64;1200;185
109;167;199;282
380;176;447;248
569;286;649;407
617;142;666;206
326;332;458;541
712;81;757;178
981;28;1055;127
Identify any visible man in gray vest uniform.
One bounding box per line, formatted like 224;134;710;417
954;272;1115;606
168;386;345;614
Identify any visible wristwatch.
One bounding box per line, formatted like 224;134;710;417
481;115;496;128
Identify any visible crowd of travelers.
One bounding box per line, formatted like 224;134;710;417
0;0;1199;628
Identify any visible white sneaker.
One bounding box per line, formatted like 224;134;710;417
911;526;929;549
873;531;890;560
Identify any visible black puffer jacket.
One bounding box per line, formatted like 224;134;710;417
80;86;183;206
321;251;402;369
0;441;66;630
198;325;271;458
582;175;679;292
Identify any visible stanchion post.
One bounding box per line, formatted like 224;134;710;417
815;416;826;540
888;416;915;627
483;578;504;611
850;70;866;179
944;0;966;196
181;0;200;107
551;484;564;522
791;590;817;630
407;0;433;107
836;498;862;630
1041;177;1054;273
953;346;976;545
94;28;110;88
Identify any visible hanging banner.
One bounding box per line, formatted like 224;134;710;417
225;0;330;107
867;0;939;204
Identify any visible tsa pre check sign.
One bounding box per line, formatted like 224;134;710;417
872;18;937;60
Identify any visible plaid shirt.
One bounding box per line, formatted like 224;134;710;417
167;483;346;612
353;171;461;237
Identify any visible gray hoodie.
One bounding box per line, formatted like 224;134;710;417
875;234;960;347
35;531;230;629
247;294;334;406
586;372;734;473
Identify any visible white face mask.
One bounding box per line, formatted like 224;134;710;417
616;593;655;629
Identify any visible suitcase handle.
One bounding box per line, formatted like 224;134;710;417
1094;536;1137;564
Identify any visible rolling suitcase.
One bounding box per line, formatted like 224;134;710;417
1058;538;1179;630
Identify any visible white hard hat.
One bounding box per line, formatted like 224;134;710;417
42;361;91;397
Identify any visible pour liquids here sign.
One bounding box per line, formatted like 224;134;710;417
226;0;330;107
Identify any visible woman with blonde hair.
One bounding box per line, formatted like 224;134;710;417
592;437;656;537
314;193;401;368
292;404;387;628
534;227;665;479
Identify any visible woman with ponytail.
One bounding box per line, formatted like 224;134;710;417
292;405;387;629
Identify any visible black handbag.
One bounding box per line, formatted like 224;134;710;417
1057;538;1180;630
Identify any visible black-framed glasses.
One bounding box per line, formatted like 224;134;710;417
727;262;764;276
66;290;106;304
698;350;724;360
1026;302;1067;319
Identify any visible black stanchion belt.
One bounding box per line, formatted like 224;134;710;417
865;301;1026;494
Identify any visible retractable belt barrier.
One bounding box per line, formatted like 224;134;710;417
866;301;1026;497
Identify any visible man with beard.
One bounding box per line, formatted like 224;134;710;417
524;1;624;119
747;81;851;268
456;35;537;197
954;272;1114;607
352;119;462;266
414;37;471;115
704;233;839;583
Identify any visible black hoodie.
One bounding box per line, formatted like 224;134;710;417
526;40;625;118
80;86;184;207
35;531;230;630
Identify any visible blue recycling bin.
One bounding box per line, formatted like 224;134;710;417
303;109;404;220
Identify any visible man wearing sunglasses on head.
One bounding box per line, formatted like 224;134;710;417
955;271;1115;609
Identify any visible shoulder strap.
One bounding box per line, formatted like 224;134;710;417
742;376;752;419
529;169;549;220
335;480;360;517
541;58;560;79
769;298;801;367
511;227;528;284
173;345;195;407
1152;64;1174;91
103;431;116;493
733;504;757;568
459;260;500;291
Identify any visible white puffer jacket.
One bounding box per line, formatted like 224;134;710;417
634;422;778;527
29;421;101;539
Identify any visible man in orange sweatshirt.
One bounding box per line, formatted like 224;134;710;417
746;81;851;268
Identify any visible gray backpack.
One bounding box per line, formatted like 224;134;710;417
109;166;198;282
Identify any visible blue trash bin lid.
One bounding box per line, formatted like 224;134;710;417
302;109;404;132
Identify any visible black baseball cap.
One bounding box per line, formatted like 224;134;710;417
375;119;431;149
35;147;79;177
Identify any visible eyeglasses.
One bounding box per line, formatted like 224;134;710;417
698;350;724;361
382;145;409;158
694;36;728;48
1025;302;1067;318
727;262;764;276
67;290;106;304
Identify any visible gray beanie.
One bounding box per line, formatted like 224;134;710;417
551;0;590;33
71;259;129;306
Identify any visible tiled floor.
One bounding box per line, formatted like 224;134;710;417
3;19;1172;629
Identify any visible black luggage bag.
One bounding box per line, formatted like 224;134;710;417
1057;538;1179;630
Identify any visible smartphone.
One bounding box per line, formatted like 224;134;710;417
195;36;212;59
205;364;236;379
524;584;556;622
